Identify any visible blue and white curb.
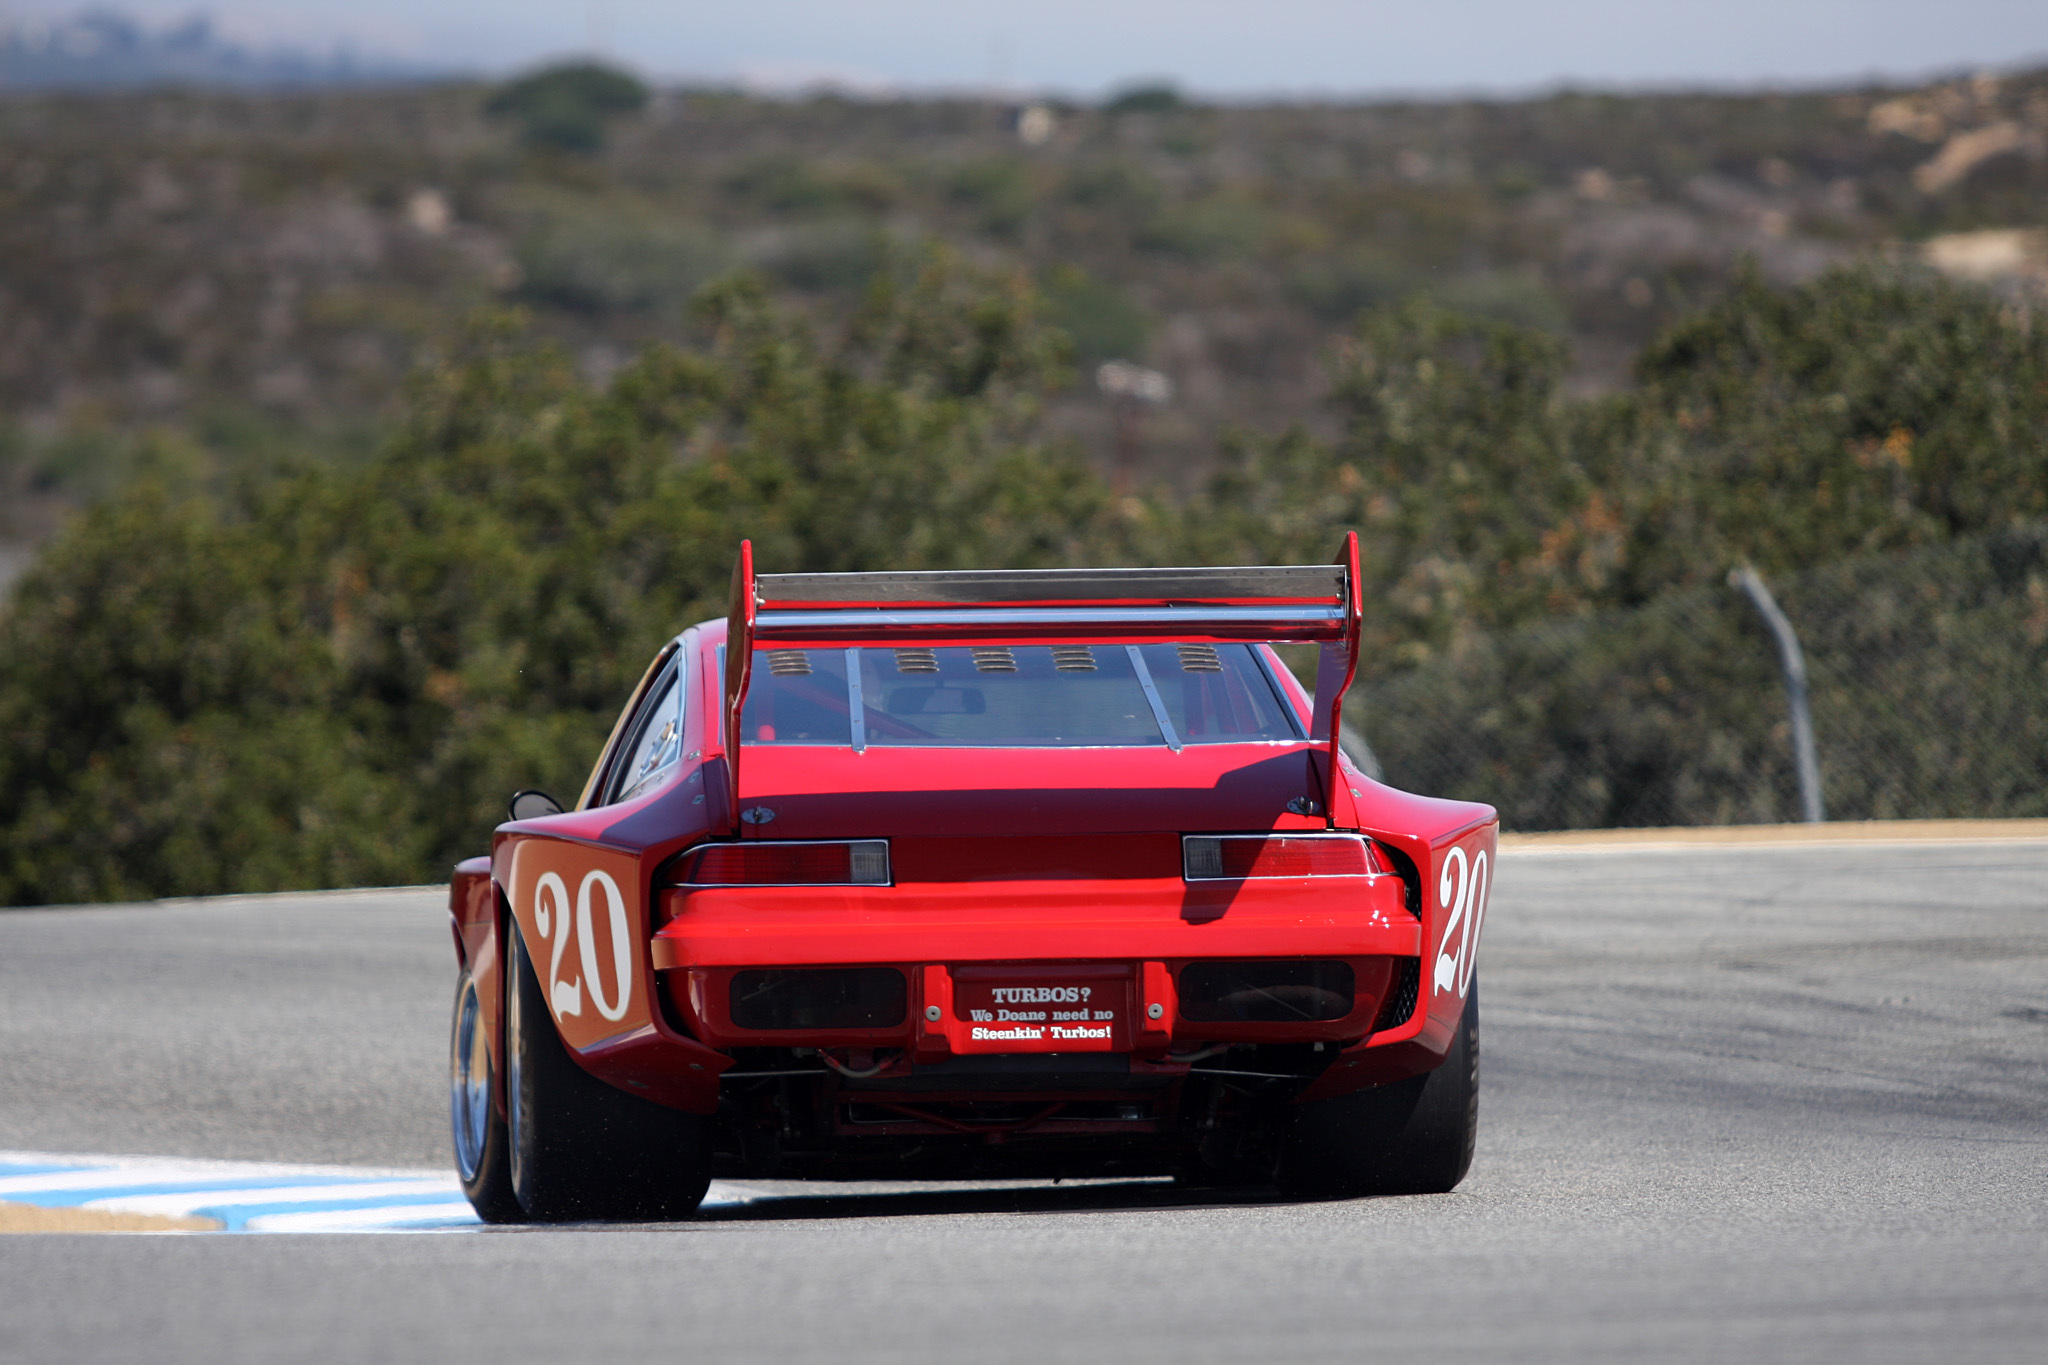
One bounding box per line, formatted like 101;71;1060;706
0;1151;760;1232
0;1152;481;1231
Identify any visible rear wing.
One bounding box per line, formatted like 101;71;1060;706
722;534;1363;827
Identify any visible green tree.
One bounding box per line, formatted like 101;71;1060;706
1197;264;2048;671
1598;262;2048;599
1193;299;1589;672
0;253;1139;905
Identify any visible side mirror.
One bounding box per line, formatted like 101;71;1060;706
508;790;565;822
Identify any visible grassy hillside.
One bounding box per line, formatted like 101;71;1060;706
3;67;2045;566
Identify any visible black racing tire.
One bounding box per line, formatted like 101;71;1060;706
505;925;712;1222
451;966;524;1223
1274;978;1480;1198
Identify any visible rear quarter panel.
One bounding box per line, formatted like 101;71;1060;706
1300;773;1498;1096
482;630;734;1113
1414;814;1496;1050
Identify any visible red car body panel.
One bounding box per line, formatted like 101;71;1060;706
449;541;1496;1170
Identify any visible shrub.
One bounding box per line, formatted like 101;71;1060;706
485;61;648;154
1103;83;1183;115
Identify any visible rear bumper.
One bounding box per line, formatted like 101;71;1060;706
651;874;1426;1065
652;873;1416;967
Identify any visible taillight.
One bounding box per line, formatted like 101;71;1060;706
1182;834;1383;881
678;840;890;887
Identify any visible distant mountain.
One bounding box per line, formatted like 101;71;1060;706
0;10;442;90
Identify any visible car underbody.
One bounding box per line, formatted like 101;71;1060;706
706;1031;1409;1182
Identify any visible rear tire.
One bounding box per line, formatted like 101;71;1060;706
1275;978;1480;1198
451;966;524;1223
506;925;712;1222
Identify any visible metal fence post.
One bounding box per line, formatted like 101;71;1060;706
1730;565;1825;823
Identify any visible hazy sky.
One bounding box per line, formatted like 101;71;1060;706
13;1;2048;96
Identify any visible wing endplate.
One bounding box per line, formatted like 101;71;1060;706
1307;532;1363;825
722;539;756;834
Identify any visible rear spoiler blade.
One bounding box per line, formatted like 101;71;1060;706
721;533;1363;826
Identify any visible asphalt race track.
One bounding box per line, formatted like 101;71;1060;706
2;841;2044;1363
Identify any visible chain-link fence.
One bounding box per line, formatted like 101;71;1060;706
1352;524;2048;829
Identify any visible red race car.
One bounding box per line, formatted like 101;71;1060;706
447;535;1495;1221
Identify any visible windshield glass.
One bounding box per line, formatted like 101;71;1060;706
737;643;1302;748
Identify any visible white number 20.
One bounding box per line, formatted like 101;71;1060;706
531;869;634;1024
1432;845;1489;1000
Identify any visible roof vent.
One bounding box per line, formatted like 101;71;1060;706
894;649;940;673
766;650;812;677
1051;646;1097;671
1176;644;1224;673
971;648;1018;673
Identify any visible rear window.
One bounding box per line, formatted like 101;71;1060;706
737;643;1302;748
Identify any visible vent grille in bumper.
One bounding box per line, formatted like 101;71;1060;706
1372;957;1421;1032
729;968;907;1031
1177;960;1354;1022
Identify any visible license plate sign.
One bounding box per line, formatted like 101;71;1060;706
950;966;1132;1052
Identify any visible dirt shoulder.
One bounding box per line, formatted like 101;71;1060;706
0;1201;220;1233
